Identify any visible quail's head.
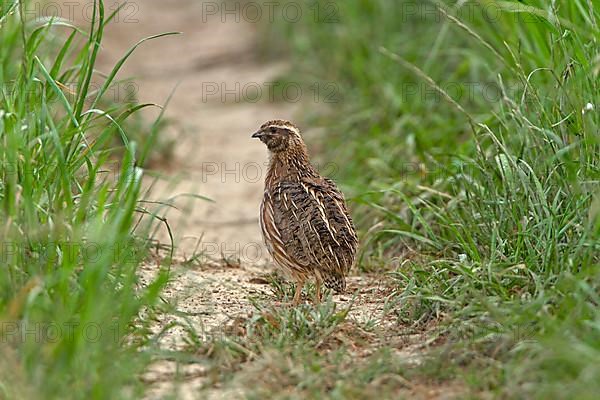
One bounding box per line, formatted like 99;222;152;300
251;120;304;153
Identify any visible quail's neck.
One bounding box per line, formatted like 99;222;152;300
266;147;318;186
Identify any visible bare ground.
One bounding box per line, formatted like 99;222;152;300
88;1;463;398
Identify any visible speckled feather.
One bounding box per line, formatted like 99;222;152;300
255;120;358;294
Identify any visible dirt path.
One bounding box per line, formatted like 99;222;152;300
86;0;277;395
94;1;299;396
96;0;296;257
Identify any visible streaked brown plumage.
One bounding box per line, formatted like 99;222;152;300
252;120;358;305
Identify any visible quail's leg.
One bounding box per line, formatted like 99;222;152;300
292;278;305;306
314;275;323;304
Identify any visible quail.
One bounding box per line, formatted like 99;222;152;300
252;120;358;305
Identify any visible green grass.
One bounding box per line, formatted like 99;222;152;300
0;1;176;398
3;0;599;398
263;0;600;398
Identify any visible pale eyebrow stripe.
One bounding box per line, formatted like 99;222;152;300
270;125;300;135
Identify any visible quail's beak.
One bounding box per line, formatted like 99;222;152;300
251;129;264;139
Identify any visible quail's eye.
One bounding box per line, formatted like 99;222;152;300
270;127;277;133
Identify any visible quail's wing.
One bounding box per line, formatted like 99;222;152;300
269;178;358;275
